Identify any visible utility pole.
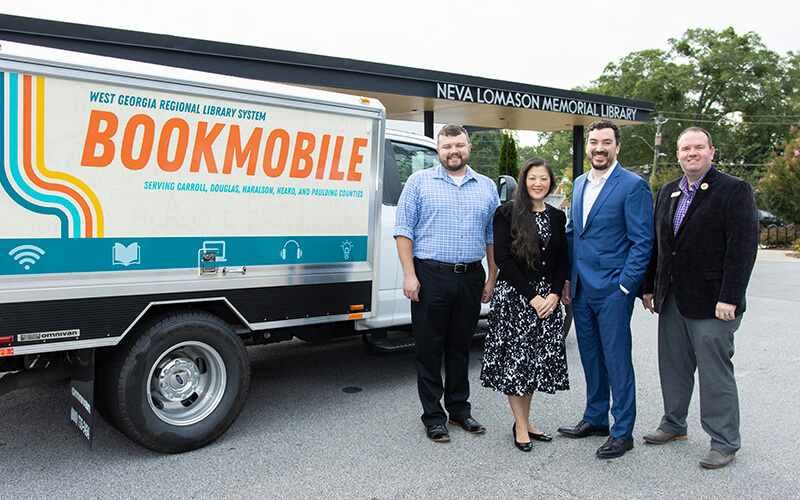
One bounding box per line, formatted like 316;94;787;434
652;113;668;180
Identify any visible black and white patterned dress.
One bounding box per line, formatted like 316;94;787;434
481;209;569;396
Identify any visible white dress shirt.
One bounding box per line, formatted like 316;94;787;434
582;162;616;227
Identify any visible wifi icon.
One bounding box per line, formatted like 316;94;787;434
9;245;46;270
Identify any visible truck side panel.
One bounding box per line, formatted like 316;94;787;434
0;56;384;355
1;280;372;354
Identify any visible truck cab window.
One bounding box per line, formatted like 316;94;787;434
383;140;439;205
394;142;439;187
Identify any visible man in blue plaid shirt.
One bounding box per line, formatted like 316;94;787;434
394;123;499;443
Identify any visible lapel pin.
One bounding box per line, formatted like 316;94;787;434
671;191;681;198
700;183;709;191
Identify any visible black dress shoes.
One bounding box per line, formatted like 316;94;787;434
528;431;553;442
513;424;532;452
596;437;634;458
448;416;486;434
426;424;450;442
557;420;610;439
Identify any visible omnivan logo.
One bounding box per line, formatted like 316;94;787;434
17;329;80;342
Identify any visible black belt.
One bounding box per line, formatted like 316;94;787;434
415;258;482;274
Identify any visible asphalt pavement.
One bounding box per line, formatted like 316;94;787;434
1;249;798;499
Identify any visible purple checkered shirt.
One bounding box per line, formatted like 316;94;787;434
673;170;710;235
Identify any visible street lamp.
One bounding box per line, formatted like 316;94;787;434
631;135;667;156
632;134;656;150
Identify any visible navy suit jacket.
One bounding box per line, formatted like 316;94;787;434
566;163;654;300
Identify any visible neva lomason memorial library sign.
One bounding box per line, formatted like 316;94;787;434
437;83;641;122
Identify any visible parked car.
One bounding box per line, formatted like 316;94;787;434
758;210;784;229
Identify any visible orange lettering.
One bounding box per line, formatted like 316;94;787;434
120;114;155;171
316;134;331;180
290;131;315;178
224;126;263;175
157;118;189;172
263;128;289;178
347;137;368;182
328;136;345;181
81;110;118;167
191;121;224;173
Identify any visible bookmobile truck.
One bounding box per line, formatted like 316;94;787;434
0;44;463;453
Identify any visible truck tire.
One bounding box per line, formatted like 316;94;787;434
104;311;250;453
94;348;118;430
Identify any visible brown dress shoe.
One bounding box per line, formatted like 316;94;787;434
699;449;735;469
643;428;688;444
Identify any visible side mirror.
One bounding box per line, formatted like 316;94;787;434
497;175;517;204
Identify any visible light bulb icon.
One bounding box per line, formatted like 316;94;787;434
341;240;353;260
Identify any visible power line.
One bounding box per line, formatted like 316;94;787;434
655;110;800;119
653;117;798;126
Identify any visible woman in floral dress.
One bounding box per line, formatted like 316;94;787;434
481;158;569;452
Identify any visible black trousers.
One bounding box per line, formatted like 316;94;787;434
411;259;485;426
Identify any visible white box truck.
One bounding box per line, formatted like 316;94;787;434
0;45;462;453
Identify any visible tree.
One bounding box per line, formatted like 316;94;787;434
587;27;798;187
520;131;574;181
759;125;800;224
498;131;519;179
467;129;503;179
498;133;509;176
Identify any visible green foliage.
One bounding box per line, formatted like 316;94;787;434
648;164;683;197
518;132;576;199
587;27;798;186
520;130;574;181
498;133;509;176
498;131;519;179
759;125;800;224
467;130;502;179
560;164;574;202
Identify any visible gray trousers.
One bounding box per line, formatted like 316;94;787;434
658;288;741;455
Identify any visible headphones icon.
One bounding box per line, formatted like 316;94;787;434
280;240;302;260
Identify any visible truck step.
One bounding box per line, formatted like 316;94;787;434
363;326;487;356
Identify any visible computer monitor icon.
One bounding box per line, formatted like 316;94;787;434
202;240;227;262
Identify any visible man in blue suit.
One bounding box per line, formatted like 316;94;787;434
558;120;654;458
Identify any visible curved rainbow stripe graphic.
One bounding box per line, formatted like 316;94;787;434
1;72;104;238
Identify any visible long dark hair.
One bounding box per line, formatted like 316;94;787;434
511;158;556;269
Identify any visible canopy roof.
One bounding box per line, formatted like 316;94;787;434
0;14;653;133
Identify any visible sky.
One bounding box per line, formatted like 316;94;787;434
2;0;797;142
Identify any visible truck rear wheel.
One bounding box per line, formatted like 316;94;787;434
104;311;250;453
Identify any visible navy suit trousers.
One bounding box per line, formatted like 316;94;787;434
572;285;637;439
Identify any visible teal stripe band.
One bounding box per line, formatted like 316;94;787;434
0;235;368;275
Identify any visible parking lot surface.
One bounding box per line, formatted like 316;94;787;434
1;249;798;499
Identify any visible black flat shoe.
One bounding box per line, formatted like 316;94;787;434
513;424;532;452
528;431;553;442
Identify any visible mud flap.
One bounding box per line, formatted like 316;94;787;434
69;349;94;449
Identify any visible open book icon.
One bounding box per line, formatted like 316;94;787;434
112;242;141;266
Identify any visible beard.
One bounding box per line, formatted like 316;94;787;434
590;152;615;171
441;153;469;172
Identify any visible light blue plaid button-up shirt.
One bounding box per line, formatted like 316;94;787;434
394;164;499;264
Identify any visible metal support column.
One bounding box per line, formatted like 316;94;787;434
424;111;434;139
572;125;584;182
